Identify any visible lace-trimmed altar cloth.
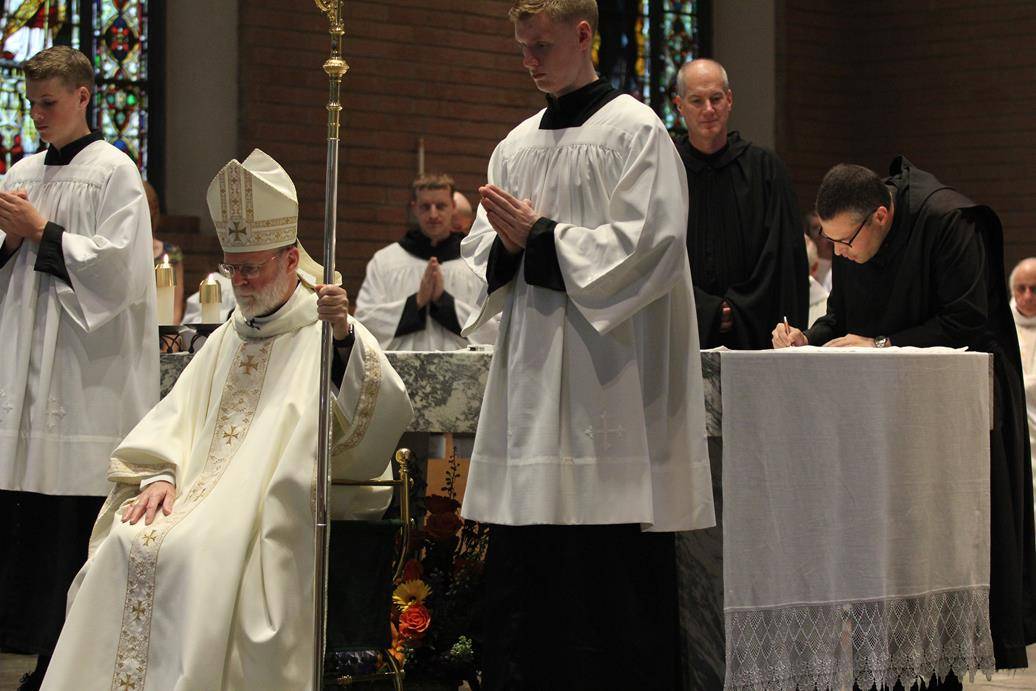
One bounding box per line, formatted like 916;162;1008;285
721;347;995;691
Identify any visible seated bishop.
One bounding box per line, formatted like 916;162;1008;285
41;149;414;691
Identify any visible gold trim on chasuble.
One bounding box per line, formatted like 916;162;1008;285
110;339;274;691
332;345;382;453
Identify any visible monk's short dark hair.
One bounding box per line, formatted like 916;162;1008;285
23;46;95;95
815;164;892;223
411;173;455;201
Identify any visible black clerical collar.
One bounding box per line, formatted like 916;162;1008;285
397;227;462;261
539;78;621;130
44;130;104;166
676;131;750;172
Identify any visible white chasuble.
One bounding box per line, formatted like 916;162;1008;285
0;142;159;495
42;285;413;691
460;95;715;533
355;243;498;351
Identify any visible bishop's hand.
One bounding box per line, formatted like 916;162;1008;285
123;480;176;526
0;189;45;243
317;284;351;340
479;184;538;255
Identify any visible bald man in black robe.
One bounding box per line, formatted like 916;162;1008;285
673;59;808;349
775;157;1036;688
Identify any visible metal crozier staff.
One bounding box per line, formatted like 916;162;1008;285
312;0;348;686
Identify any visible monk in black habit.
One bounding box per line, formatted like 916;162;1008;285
774;158;1036;688
672;59;808;349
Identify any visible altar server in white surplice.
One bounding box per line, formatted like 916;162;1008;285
355;172;497;351
42;150;413;691
459;2;714;689
0;46;158;687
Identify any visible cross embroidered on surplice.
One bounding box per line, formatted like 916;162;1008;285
584;411;625;450
46;396;66;431
0;390;12;423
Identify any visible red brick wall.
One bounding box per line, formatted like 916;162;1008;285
777;0;1036;273
775;1;858;215
237;0;544;297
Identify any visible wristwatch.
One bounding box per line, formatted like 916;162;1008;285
873;335;889;348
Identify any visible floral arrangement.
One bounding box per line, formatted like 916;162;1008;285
389;451;489;688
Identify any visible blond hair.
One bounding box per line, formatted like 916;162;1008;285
23;46;94;94
411;172;455;201
509;0;599;34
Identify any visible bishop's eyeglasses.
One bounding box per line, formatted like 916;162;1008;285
820;207;877;248
217;254;281;279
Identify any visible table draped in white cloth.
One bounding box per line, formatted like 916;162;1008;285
720;347;995;691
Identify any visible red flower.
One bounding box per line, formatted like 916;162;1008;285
424;494;461;514
398;602;431;640
401;558;423;582
425;510;463;541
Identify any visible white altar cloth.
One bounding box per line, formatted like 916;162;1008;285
721;347;995;690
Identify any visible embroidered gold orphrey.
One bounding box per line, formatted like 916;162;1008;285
110;338;274;691
332;342;382;453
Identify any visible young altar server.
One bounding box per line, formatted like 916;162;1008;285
42;150;413;691
459;2;715;688
0;46;158;688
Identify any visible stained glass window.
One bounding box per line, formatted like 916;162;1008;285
87;0;150;172
0;0;153;177
596;0;709;131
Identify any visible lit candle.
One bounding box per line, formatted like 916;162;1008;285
155;254;175;325
199;275;222;324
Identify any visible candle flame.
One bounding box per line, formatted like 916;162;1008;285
162;253;170;265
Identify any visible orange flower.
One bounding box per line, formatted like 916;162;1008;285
398;602;431;640
388;622;406;664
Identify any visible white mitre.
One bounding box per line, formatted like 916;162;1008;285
206;148;339;287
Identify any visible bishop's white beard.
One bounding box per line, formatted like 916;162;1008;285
233;269;297;319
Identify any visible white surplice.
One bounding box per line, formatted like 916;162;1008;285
42;284;413;691
460;95;715;533
355;242;497;350
0;141;159;495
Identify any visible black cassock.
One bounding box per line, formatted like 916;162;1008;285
675;131;808;349
808;156;1036;671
